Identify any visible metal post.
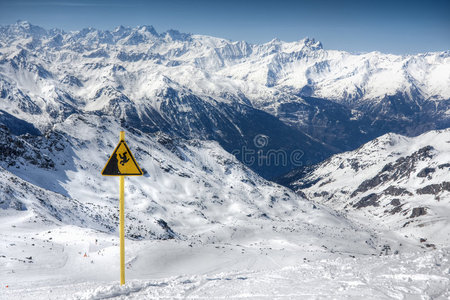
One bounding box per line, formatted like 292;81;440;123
119;131;125;285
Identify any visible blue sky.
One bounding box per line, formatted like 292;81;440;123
0;0;449;54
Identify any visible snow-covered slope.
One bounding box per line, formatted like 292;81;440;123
284;129;450;248
0;112;380;250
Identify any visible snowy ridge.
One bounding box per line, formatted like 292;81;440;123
287;129;450;247
1;21;448;102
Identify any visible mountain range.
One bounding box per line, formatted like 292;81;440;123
1;21;449;179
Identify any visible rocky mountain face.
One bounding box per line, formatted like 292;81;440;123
279;129;450;248
1;21;449;178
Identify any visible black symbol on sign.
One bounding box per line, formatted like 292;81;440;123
119;152;130;166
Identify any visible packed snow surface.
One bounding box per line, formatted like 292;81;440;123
1;223;449;299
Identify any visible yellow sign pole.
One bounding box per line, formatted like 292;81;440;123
102;130;142;286
119;131;125;285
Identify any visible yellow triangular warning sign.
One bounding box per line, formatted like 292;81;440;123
101;140;143;176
